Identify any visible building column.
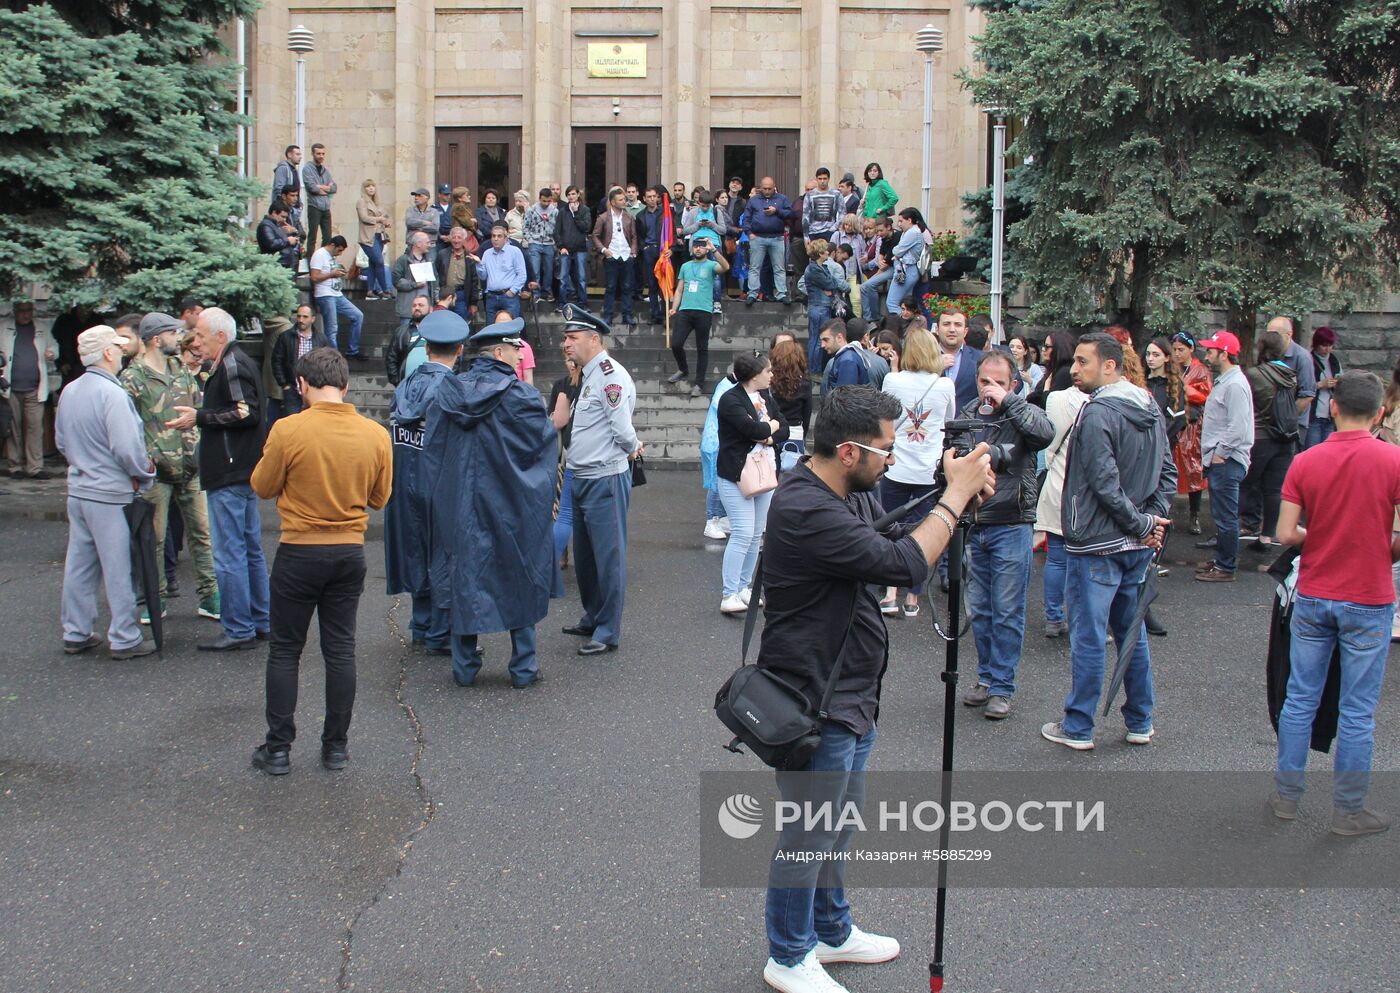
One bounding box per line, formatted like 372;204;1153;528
526;0;566;187
802;0;840;181
252;2;291;215
394;0;434;210
666;0;709;186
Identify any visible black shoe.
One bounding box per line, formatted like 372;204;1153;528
252;745;290;776
63;634;103;655
322;747;349;771
778;297;792;307
7;468;22;479
198;633;256;651
744;296;756;308
512;673;545;689
562;624;595;637
1193;536;1217;549
165;581;181;599
255;630;270;641
111;639;157;660
1145;615;1168;637
578;640;617;656
425;644;451;656
30;469;52;480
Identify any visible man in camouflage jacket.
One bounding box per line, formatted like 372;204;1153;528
121;312;220;620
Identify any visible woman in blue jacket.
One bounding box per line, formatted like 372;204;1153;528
886;207;928;315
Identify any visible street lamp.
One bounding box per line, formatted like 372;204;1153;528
985;103;1008;344
287;25;315;192
915;25;944;225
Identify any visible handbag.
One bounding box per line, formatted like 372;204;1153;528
738;445;777;496
631;453;647;487
714;557;861;770
893;262;908;285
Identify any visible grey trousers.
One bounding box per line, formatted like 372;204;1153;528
7;390;44;475
62;497;142;650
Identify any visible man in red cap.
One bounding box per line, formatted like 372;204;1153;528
1196;330;1254;582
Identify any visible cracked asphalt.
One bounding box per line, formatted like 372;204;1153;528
1;469;1397;993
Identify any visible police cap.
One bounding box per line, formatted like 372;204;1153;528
469;317;526;348
418;310;472;345
560;304;609;336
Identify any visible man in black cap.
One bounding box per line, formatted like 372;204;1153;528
560;305;641;655
385;310;471;659
422;316;556;687
405;187;440;242
433;183;452;226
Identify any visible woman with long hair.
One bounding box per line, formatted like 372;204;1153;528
450;187;479;253
862;162;899;218
886;207;927;315
549;346;582;569
875;330;902;373
768;339;811;472
1009;334;1044;398
355;179;392;298
1104;325;1147;389
1170;330;1212;533
715;352;789;613
1028;329;1076;408
879;329;955;616
1144;337;1183;442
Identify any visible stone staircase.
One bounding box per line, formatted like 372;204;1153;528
256;294;811;465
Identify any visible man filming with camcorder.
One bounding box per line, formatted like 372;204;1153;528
748;384;994;993
955;351;1054;722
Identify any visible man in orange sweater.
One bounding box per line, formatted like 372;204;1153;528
248;347;392;775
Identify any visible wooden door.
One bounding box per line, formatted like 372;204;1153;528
435;127;522;212
570;128;661;284
709;128;801;204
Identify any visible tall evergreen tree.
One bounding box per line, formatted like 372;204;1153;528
0;1;293;323
966;0;1400;346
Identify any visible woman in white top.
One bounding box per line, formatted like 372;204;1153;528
1032;382;1090;637
878;328;956;616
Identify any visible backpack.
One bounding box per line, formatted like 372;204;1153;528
1268;372;1299;441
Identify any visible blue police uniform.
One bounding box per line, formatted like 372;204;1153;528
561;306;639;654
383;311;470;650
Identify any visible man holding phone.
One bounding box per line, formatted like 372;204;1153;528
310;236;364;359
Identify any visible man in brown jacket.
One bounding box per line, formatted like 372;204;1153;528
591;186;640;327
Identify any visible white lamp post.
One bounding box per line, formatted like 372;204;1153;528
915;25;944;224
985;104;1008;344
287;25;315;192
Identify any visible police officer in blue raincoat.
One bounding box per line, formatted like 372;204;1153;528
423;318;558;688
384;311;471;652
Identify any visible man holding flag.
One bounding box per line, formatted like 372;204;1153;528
638;186;670;325
651;187;677;338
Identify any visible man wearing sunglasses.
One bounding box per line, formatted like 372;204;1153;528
755;384;994;993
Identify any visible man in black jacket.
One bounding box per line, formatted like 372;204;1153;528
256;203;299;271
272;304;329;412
957;351;1054;720
433;226;481;324
168;306;269;652
384;296;432;386
757;385;993;992
1042;333;1175;751
553;185;592;309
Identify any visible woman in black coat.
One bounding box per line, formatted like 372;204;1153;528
715;351;789;614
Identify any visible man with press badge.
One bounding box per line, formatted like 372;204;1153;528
559;305;641;656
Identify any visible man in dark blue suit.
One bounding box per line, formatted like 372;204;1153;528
934;307;984;412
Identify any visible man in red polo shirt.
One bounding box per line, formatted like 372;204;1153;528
1270;371;1400;836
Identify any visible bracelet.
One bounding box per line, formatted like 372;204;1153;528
930;508;957;538
936;500;962;522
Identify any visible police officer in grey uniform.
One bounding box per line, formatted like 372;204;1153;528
559;305;641;655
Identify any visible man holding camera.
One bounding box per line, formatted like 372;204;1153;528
1042;333;1175;751
757;385;993;993
958;351;1054;721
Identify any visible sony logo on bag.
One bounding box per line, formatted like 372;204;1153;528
745;710;761;725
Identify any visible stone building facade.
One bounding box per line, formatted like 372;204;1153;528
247;0;991;230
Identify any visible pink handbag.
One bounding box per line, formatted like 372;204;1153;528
738;445;778;496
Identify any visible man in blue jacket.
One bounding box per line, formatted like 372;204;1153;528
422;318;558;688
384;311;470;657
817;320;870;395
934;308;984;413
740;176;793;306
1043;333;1176;751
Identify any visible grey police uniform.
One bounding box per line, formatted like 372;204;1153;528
566;348;638;649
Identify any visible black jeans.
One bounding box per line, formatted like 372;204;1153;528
305;204;332;257
670;309;712;389
264;543;366;753
1239;434;1296;537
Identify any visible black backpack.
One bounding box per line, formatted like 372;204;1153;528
1269;376;1299;441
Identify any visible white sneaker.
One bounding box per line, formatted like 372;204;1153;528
718;516;732;536
737;588;752;605
815;924;901;964
720;594;748;614
704;517;726;540
1124;726;1156;746
764;950;851;993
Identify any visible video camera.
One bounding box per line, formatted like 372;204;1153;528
931;418;1013;497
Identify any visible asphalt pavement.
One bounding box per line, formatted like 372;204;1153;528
1;468;1397;993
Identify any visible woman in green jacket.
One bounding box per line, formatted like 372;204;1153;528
861;161;899;219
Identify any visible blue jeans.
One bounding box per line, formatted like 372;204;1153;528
747;236;787;301
453;625;539;687
603;257;635;320
1206;458;1246;572
966;523;1034;697
1043;533;1067;623
484;291;521;320
716;477;774;597
766;723;877;966
553;468;574;566
860;268;894;321
559;251;588;305
1061;548;1155;740
315;294;363;355
527;244;555;295
205;483;270;640
886;268;916;312
806;304;831;374
410;590;449;649
1304;417;1334;450
360;235;390;293
571;470;631;646
705;486;724;520
1276;594;1394;810
879;477;934;594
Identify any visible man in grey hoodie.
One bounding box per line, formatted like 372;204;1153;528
56;326;157;659
1042;332;1175;751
